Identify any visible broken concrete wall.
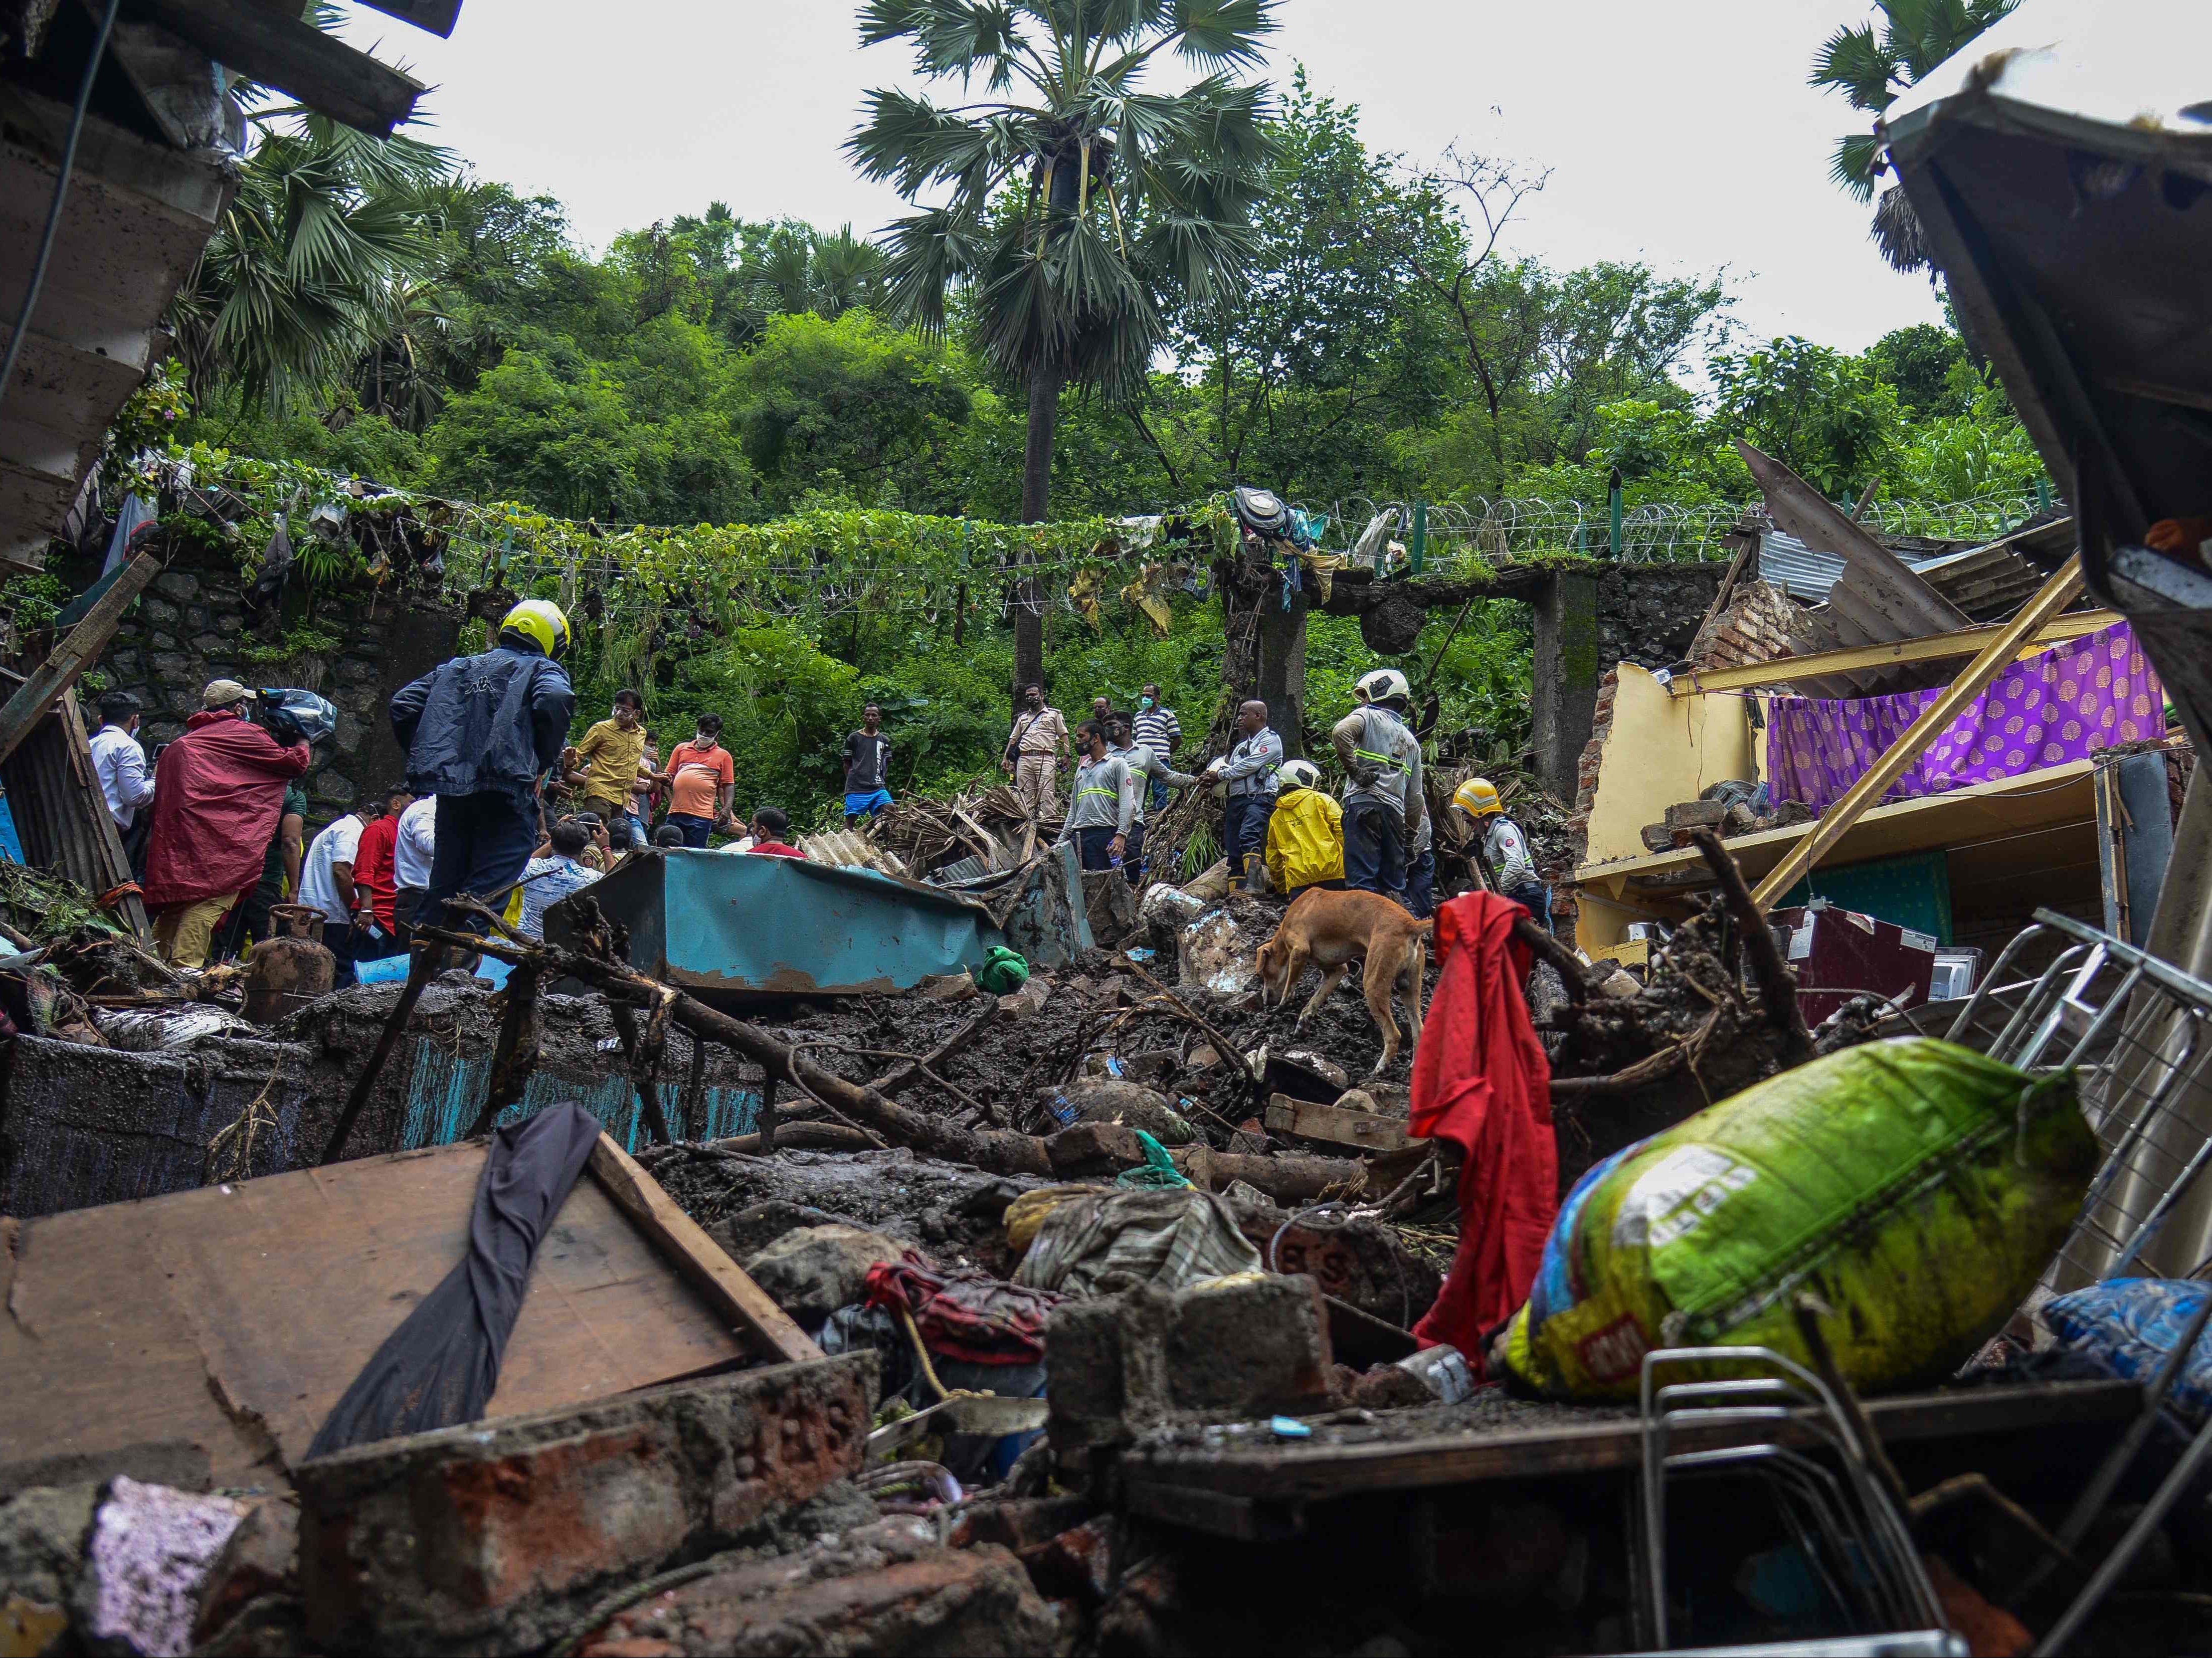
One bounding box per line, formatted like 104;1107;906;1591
0;1034;318;1219
0;979;773;1219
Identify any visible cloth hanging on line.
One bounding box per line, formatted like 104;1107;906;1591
1407;891;1557;1372
1765;620;2163;815
306;1102;603;1459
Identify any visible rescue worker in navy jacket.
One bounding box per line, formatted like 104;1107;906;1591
390;599;576;933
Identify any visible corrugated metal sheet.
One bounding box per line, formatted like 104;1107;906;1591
1759;532;1957;601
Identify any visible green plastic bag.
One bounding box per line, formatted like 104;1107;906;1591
1503;1037;2098;1400
974;946;1030;996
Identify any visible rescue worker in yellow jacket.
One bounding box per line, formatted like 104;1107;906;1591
1265;759;1346;899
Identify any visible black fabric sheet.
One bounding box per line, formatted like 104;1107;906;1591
306;1102;603;1460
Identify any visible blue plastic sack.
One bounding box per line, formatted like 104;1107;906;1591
2043;1278;2212;1420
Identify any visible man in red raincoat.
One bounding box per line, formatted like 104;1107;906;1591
142;680;311;966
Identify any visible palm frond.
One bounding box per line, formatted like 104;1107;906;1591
1166;0;1277;68
1829;129;1884;202
1810;22;1897;111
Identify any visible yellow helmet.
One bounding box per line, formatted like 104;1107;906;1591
1453;777;1503;819
499;598;571;660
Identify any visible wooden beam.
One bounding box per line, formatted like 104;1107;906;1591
135;0;425;135
1749;556;2087;911
0;552;158;770
585;1132;825;1368
1670;609;2122;696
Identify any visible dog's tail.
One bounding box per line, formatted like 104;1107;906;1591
1411;918;1435;936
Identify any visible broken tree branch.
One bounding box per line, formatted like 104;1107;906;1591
873;1000;1000;1099
465;959;544;1139
319;943;437;1165
412;919;1053;1177
1512;915;1600;1002
1688;829;1813;1061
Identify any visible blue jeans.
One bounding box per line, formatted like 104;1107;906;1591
1224;794;1273;889
1407;848;1437;919
665;811;713;848
420;791;541;933
1073;826;1118;872
1123;819;1147;887
1506;879;1553;931
1342;799;1407;904
1147;776;1170;814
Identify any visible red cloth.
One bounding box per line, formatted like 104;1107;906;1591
354;813;399;930
142;712;311;909
749;842;805;860
1408;891;1558;1372
864;1252;1067;1366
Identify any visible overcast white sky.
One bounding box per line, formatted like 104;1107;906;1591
344;0;1945;355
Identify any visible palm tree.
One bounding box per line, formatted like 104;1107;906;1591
167;113;455;412
848;0;1278;690
1812;0;2017;272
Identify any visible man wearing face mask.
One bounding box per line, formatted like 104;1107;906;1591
1001;684;1069;822
1205;700;1283;892
1130;684;1182;814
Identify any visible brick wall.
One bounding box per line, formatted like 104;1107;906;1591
1566;577;1805;861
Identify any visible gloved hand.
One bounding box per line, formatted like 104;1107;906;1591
1348;762;1381;788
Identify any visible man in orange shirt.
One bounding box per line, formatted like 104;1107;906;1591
660;714;736;847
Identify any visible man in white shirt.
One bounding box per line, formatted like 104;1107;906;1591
88;691;156;873
299;808;370;985
391;792;437;941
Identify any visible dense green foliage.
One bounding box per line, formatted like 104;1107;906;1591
153;6;2052;808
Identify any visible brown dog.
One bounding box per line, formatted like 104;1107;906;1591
1254;889;1432;1073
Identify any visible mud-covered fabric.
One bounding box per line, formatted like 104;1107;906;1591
306;1103;602;1459
1013;1187;1263;1299
864;1252;1068;1365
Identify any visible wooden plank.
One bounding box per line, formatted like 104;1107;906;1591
0;552;157;769
1117;1379;2140;1509
136;0;424;135
0;1138;751;1484
586;1132;824;1366
1749;556;2087;910
1671;609;2123;696
55;689;147;939
1263;1095;1421;1154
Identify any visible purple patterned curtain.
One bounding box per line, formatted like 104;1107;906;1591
1766;621;2164;816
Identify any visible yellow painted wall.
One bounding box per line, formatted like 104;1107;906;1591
1581;666;1762;867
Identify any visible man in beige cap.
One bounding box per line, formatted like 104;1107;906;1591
141;679;312;966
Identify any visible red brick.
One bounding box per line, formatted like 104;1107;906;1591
584;1521;1058;1657
298;1356;873;1657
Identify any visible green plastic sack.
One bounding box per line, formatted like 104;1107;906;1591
1503;1037;2097;1400
974;946;1030;996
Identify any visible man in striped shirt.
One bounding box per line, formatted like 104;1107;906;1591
1130;685;1182;813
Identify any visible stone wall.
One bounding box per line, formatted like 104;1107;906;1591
90;546;462;829
1594;563;1731;672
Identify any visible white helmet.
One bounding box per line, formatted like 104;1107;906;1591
1355;667;1411;705
1279;758;1321;791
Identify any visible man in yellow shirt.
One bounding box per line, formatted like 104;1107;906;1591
1265;758;1345;899
564;690;647;824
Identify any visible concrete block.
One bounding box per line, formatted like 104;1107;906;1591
194;1498;299;1649
297;1355;875;1657
1045;1288;1172;1451
1043;1120;1148;1178
1166;1273;1334;1419
743;1225;910;1325
1663;799;1727;829
574;1517;1058;1658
